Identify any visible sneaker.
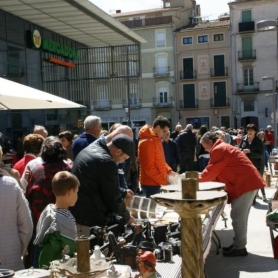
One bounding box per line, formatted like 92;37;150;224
223;248;248;257
222;244;234;252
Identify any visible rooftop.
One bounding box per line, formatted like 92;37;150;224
112;7;182;18
178;19;230;32
229;0;262;5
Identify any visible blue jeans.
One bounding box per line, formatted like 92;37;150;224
198;156;209;172
230;189;258;249
141;185;161;198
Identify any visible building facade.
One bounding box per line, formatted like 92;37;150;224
0;0;144;146
229;0;278;130
175;17;232;129
113;0;199;130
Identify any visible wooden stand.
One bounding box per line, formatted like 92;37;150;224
151;191;227;278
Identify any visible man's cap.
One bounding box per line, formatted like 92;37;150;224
112;134;135;160
140;251;156;267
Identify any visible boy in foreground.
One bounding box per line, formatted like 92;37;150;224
34;171;79;268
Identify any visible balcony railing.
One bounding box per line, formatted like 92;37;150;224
238;50;256;61
180;99;198;109
93;100;112;111
239;21;255;33
145;16;172;26
153;96;173;107
210;67;228;77
121;19;143;28
122;98;142;109
210;98;230;107
180;70;197;80
153;66;170;77
237;82;260;93
120;16;172;28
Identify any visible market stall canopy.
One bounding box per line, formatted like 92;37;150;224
0;78;86;110
0;0;146;46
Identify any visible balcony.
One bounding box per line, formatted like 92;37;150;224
93;100;112;111
153;96;173;107
153;66;170;77
120;16;172;29
237;82;260;94
180;99;198;109
180;70;197;80
210;98;230;107
238;50;256;61
122;98;142;109
210;67;228;78
121;19;143;28
239;21;255;33
145;16;172;27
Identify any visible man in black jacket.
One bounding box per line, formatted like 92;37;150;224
70;134;136;236
175;124;197;173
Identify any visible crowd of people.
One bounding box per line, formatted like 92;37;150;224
0;115;272;271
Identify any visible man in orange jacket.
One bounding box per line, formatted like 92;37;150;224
138;116;174;198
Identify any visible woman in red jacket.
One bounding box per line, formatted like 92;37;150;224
199;131;265;257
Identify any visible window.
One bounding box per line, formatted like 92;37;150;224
156;30;166;47
128;83;139;106
214;82;227;107
158;84;168;104
97;85;109;109
183;37;193;45
221;116;230;128
198;35;208;43
242;10;251;22
183;84;196;108
182;57;194;79
155;54;168;76
214;55;225;76
214;34;224;41
242;37;253;59
244;68;253;86
244;100;254;111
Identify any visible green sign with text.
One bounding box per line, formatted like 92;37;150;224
31;29;79;60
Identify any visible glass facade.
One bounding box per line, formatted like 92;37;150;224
0;9;91;145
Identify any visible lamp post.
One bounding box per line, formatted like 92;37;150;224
263;76;276;147
126;46;131;127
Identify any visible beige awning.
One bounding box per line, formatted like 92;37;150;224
0;0;146;46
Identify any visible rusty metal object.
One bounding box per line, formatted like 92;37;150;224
76;237;90;273
181;178;198;199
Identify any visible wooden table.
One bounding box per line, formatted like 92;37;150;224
151;191;227;278
161;181;225;192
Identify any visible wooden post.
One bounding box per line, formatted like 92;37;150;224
185;171;199;179
181;178;198;199
181;216;204;278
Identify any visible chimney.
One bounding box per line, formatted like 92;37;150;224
116;10;121;13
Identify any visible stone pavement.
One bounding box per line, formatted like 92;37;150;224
204;184;278;278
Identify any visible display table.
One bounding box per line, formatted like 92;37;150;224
151;191;227;278
161;181;225;192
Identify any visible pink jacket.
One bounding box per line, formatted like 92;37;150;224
199;139;265;203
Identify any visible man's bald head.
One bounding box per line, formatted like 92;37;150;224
106;125;133;143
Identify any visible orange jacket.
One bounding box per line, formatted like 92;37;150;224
138;124;172;186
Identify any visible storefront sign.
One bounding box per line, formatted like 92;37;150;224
31;29;79;60
49;57;76;68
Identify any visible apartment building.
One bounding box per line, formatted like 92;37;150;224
175;16;232;129
229;0;278;130
113;0;199;130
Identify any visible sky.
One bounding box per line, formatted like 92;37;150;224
90;0;231;20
